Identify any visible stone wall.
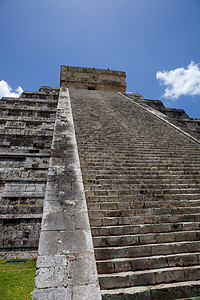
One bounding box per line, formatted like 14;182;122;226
60;66;126;92
0;87;58;258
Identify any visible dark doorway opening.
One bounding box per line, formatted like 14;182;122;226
88;86;96;90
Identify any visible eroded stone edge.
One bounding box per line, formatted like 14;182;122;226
33;87;101;300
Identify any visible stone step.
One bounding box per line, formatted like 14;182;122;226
0;177;47;183
81;159;200;166
0;178;47;183
80;152;200;159
79;151;200;156
0;196;44;205
82;162;200;169
83;169;200;176
0;128;54;136
2;191;45;198
79;147;199;153
88;200;200;211
82;170;200;178
85;178;200;186
85;173;200;180
82;161;200;168
0;118;55;125
0;101;57;108
0;103;57;111
78;142;198;148
0;116;56;122
84;173;200;180
1;94;57;99
0;103;57;112
0;149;51;157
85;179;200;188
80;151;200;157
91;222;200;236
77;132;195;140
90;213;200;227
0;136;53;149
0;205;43;215
98;265;200;290
0;170;48;181
93;230;200;248
85;189;200;197
0;110;56;120
101;280;200;300
96;252;200;274
87;193;200;203
3;93;58;101
85;184;200;193
83;162;200;168
87;155;199;160
0;214;42;219
79;137;197;143
21;90;58;98
0;159;49;169
79;144;199;149
89;207;200;219
79;146;200;153
80;152;199;158
94;241;200;260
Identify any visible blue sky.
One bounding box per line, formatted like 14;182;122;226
0;0;200;117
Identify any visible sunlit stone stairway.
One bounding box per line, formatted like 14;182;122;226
0;87;58;258
70;89;200;299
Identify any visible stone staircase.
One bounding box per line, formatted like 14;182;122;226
134;94;200;141
0;87;58;258
70;89;200;299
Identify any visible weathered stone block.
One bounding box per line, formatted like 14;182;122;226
34;266;68;289
72;284;102;300
59;229;94;254
38;231;59;255
41;212;73;231
33;287;70;300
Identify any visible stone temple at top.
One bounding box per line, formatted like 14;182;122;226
1;66;200;300
60;65;126;91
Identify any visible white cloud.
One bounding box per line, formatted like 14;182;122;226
156;61;200;100
0;80;23;98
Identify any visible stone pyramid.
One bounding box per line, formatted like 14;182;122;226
1;66;200;299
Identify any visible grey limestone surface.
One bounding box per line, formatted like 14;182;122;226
69;89;200;299
124;92;200;141
33;88;101;299
0;88;58;258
